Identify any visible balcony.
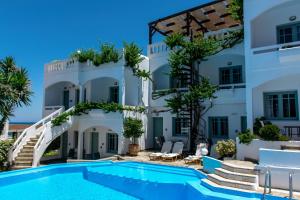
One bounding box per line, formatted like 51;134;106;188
147;26;242;58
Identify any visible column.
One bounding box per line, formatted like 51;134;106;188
77;131;84;159
79;85;84;103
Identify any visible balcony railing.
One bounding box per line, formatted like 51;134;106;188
148;26;243;56
45;59;78;72
252;41;300;55
218;83;246;90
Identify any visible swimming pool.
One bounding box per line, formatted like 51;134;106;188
0;161;285;200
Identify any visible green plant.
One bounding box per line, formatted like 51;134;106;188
0;57;33;133
123;117;144;144
71;49;95;63
215;139;236;159
253;117;271;135
238;129;256;144
99;43;120;64
0;140;13;169
43;149;59;157
124;42;151;80
52;102;145;127
259;124;282;141
228;0;243;23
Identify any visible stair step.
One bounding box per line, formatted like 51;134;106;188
14;161;32;166
15;156;33;161
215;168;258;183
207;174;257;191
26;141;36;146
23;145;35;149
222;163;257;175
11;165;32;170
18;153;33;157
21;149;34;153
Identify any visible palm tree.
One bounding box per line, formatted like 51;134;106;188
0;57;32;134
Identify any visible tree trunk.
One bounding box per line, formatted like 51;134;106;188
0;115;8;135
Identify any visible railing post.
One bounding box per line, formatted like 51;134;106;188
289;171;293;200
268;169;271;194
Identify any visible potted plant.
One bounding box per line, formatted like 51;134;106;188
215;139;236;160
123;117;144;156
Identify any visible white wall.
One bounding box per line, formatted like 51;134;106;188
251;1;300;48
257;148;300;191
252;74;300;130
236;138;300;161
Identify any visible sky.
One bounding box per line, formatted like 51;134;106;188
0;0;210;122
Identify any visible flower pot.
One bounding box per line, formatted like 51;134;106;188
128;144;140;156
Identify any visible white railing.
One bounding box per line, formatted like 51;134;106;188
204;26;242;40
252;41;300;55
45;59;78;72
148;42;170;55
8;107;65;164
32;106;75;167
218;83;246;90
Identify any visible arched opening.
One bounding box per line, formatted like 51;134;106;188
68;126;119;160
251;0;300;48
83;77;119;103
44;81;79;116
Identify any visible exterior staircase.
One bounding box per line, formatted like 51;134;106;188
12;135;40;169
206;162;259;191
9;106;74;169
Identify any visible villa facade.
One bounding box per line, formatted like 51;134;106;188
8;0;300;167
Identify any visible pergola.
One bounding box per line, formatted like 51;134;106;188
148;0;241;44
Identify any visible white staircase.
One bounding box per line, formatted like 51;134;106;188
9;106;74;169
206;162;259;191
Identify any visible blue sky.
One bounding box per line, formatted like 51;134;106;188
0;0;209;122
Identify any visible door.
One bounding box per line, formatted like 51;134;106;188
153;117;163;150
63;90;69;109
91;132;99;159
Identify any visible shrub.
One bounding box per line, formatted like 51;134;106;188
215;139;236;159
123;117;144;144
0;140;13;169
71;49;95;63
238;129;256;145
253;117;271;135
259;124;282;141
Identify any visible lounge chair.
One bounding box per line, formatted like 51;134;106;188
161;142;184;161
184;143;207;164
149;141;172;160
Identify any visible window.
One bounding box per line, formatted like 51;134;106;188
219;66;243;85
209;117;229;138
172;117;189;137
277;23;300;44
83;88;87;102
107;133;118;153
109;86;119;103
74;131;78;148
170;73;189;89
264;91;298;120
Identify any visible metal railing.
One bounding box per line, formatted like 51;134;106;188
262;168;295;200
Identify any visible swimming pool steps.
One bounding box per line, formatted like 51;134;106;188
206;162;259;191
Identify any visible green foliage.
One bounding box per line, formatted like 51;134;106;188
70;44;120;66
99;43;120;64
123;117;144;144
228;0;243;23
238;129;256;145
52;102;145;127
259;124;283;141
43;149;59;157
71;49;95;63
253;117;271;135
215;139;236;158
0;140;13;169
164;33;185;49
0;57;33;133
124;42;151;80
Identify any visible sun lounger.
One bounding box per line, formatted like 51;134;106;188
184;143;207;164
149;141;172;160
162;142;184;161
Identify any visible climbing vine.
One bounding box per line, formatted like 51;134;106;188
51;102;145;127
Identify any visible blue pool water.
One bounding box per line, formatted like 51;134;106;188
0;161;286;200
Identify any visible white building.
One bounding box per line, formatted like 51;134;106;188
8;0;300;168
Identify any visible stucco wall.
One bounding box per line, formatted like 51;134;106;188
236;138;300;161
